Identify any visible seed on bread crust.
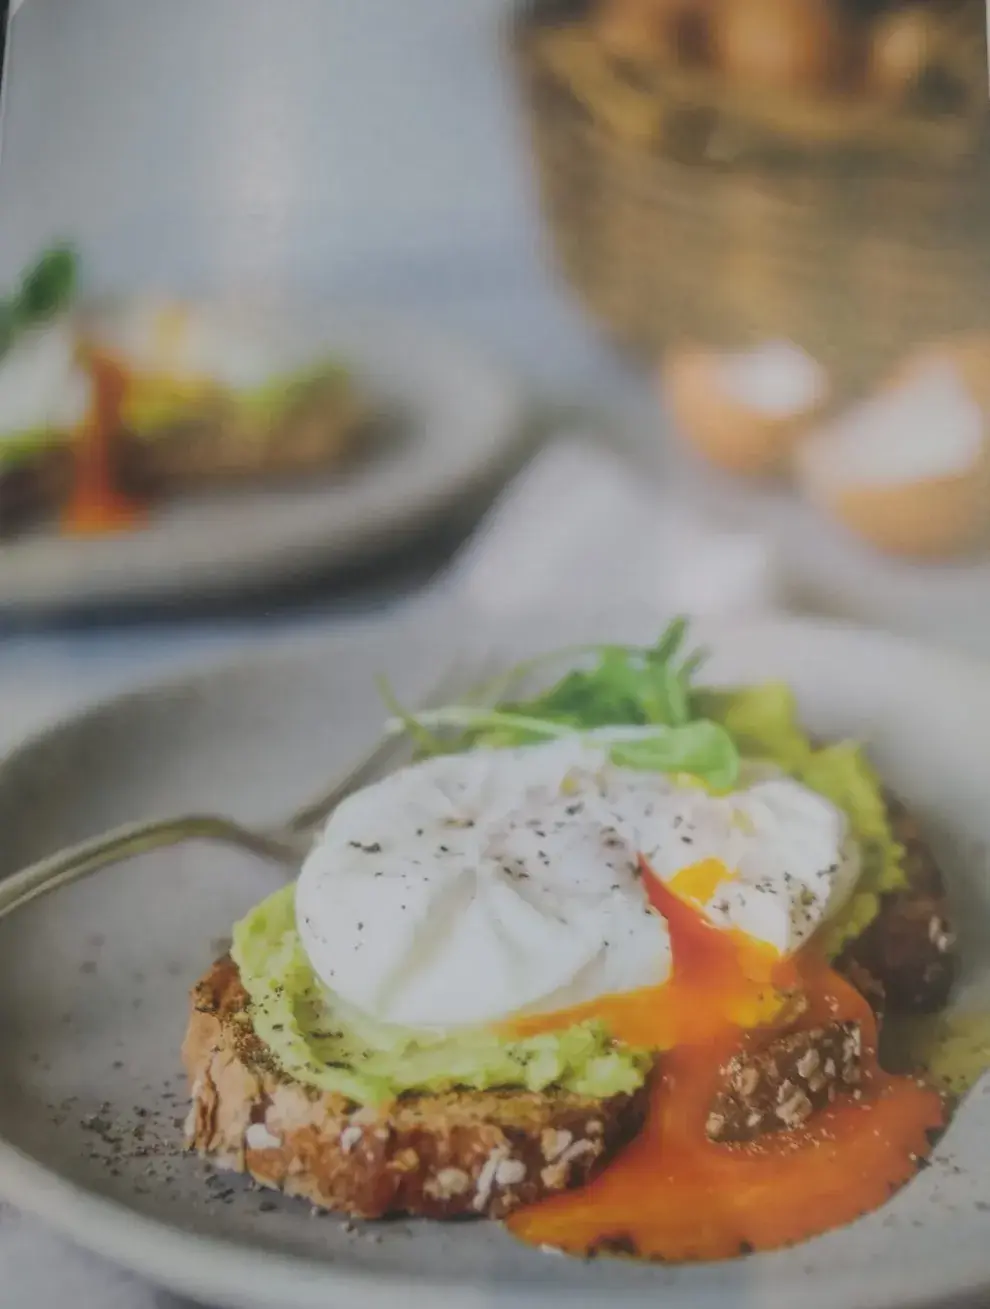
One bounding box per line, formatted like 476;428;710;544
245;1122;282;1152
541;1127;573;1162
707;1021;863;1143
182;955;650;1220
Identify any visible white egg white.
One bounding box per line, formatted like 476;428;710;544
0;321;90;442
85;298;296;392
295;733;860;1033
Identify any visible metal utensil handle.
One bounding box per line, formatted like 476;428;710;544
0;649;501;924
277;654;481;838
0;815;299;923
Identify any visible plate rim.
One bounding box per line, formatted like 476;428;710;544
2;611;990;1309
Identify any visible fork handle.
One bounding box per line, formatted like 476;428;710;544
0;815;299;922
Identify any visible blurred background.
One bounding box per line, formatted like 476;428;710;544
2;0;990;687
2;8;990;1300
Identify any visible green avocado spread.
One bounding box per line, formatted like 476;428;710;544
232;884;652;1106
231;630;906;1106
125;358;350;436
0;424;65;469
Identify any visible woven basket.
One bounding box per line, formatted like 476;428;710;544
512;0;990;394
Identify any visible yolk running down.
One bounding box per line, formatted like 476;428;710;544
62;348;147;536
507;856;945;1263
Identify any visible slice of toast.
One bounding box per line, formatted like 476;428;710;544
704;795;956;1140
0;446;72;538
184;796;955;1215
837;795;955;1014
117;378;371;496
0;379;371;539
182;955;650;1220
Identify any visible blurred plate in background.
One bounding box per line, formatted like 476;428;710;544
0;308;527;618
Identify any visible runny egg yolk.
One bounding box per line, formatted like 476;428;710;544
506;860;780;1050
507;856;945;1263
669;856;737;906
62;349;147;536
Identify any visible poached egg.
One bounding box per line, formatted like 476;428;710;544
82;298;311;393
296;732;860;1032
0;321;90;444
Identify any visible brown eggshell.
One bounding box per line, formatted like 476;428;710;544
867;5;941;101
596;0;679;66
796;349;990;559
712;0;840;94
824;472;990;559
662;344;827;477
897;336;990;410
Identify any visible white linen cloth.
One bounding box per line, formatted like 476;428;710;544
445;435;780;622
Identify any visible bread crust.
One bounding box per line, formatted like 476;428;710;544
117;379;370;494
837;796;956;1014
182;956;650;1220
702;794;955;1138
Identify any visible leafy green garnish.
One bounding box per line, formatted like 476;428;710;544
17;247;77;322
499;617;698;732
608;720;739;792
382;619;740;791
0;245;79;360
376;622;910;963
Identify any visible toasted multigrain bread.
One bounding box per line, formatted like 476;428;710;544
182;955;650;1220
0;380;371;540
117;378;371;496
0;446;73;538
183;794;955;1215
706;1019;864;1143
837;796;956;1014
703;795;956;1140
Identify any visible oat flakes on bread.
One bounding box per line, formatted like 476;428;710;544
702;793;956;1141
182;955;650;1221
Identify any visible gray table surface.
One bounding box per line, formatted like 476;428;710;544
4;1;990;1304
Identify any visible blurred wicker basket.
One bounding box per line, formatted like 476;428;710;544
512;0;990;394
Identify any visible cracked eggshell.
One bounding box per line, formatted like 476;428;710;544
662;341;829;476
795;344;990;559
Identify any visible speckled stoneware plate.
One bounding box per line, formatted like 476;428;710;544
1;611;990;1309
0;308;526;616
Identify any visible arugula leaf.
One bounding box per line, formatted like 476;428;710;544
609;722;739;792
496;619;701;733
0;301;16;358
0;245;80;364
15;246;78;324
380;619;741;790
376;674;448;757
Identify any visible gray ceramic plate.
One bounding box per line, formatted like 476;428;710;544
0;309;525;616
1;610;990;1309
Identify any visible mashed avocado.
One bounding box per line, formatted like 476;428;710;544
0;425;66;468
694;682;906;956
232;884;652;1106
125;359;350;436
